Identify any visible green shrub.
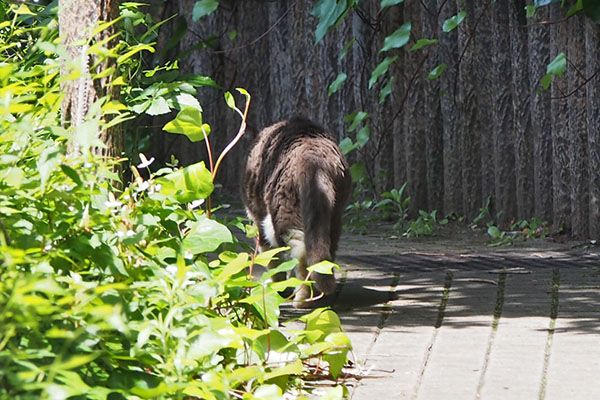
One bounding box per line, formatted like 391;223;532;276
0;2;350;398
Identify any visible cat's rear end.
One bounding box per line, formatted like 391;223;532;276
242;117;352;307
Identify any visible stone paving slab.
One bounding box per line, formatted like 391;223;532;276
332;236;600;400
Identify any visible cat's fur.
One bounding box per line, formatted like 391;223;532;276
242;117;352;307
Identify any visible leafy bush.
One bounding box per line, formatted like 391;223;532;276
0;2;351;399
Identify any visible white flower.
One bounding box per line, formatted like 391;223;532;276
166;265;178;275
137;153;155;169
190;199;205;209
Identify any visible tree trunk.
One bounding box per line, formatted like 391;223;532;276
528;6;553;222
457;0;481;220
510;1;534;220
586;21;600;239
439;0;462;216
550;4;571;233
492;1;516;227
59;0;122;158
568;14;588;238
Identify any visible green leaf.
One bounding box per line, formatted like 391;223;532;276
339;137;358;154
583;0;600;23
180;74;220;88
380;0;404;9
339;38;355;60
225;91;236;109
525;5;537;18
163;107;211;142
183;216;234;254
155;161;214;203
243;286;284;327
369;56;398;88
380;22;411;52
312;0;357;43
302;308;343;342
546;52;567;77
146;96;171;115
38;145;63;192
264;359;302;381
254;247;290;267
410;38;439;52
323;332;351;378
428;63;447;80
307;260;340;275
442;11;467;33
356;125;370;148
346;111;368;131
192;0;219;21
349;161;365;182
541;73;552;89
566;0;583;18
1;166;25;187
218;252;250;282
379;77;394;104
320;386;345;400
328;72;347;95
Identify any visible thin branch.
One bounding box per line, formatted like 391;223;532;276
550;68;600;100
213;0;299;54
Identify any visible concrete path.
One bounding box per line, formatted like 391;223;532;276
326;232;600;399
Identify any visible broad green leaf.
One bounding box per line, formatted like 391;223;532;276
193;0;219;21
428;63;447;80
174;93;201;110
380;0;404;9
525;5;536;18
1;166;24;187
566;0;583;17
356;125;370;148
339;137;358;154
264;359;302;381
323;332;351;378
349;161;365;182
302;308;343;342
339;38;356;60
307;260;340;275
253;384;283;400
242;286;284;327
546;52;567;76
410;38;439;52
155;161;214;203
442;11;467;33
346;111;368;131
380;22;411;52
225;91;236;109
180;74;220;88
163;107;211;142
145;96;170;115
254;247;290;267
183;216;234;254
328;72;347;95
38;145;63;192
379;77;394;104
320;386;345;400
218;252;250;282
117;43;155;64
260;259;298;282
312;0;357;43
369;56;398;88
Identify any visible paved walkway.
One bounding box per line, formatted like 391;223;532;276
325;232;600;399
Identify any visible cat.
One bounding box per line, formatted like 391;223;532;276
242;116;352;308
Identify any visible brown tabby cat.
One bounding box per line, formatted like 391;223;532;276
242;117;352;307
